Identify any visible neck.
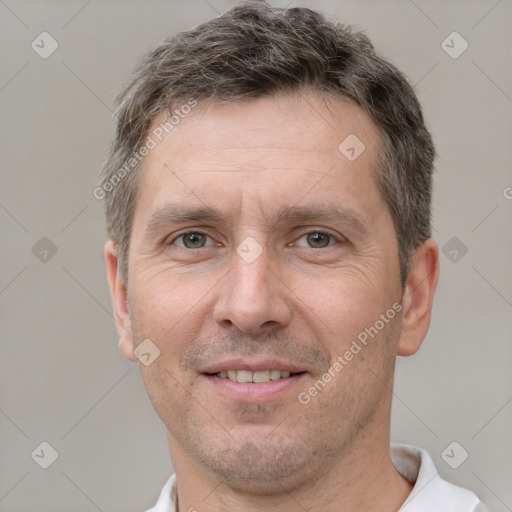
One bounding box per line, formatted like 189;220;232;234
169;426;412;512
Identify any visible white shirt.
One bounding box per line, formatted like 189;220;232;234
144;444;487;512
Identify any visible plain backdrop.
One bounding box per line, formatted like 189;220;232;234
1;0;511;511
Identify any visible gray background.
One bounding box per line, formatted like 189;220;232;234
1;0;511;510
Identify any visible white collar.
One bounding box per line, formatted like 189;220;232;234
391;444;486;511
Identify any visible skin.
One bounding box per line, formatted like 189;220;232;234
105;91;439;512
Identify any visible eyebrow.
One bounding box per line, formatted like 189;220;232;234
271;204;369;234
143;204;229;241
142;202;368;241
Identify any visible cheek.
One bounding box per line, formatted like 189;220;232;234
128;275;202;424
288;271;392;348
129;268;215;341
127;274;215;414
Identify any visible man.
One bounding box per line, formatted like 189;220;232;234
101;2;487;510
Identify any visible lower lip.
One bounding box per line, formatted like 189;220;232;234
202;373;307;402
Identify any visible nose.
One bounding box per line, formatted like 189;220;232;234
212;244;292;334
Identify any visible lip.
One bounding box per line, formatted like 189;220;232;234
198;357;309;402
201;372;308;402
199;357;308;374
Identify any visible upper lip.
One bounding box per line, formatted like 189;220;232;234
199;358;308;374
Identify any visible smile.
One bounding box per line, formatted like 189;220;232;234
214;369;295;382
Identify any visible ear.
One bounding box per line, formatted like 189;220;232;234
397;238;439;356
105;240;137;361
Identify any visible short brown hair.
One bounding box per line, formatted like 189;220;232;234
100;0;435;286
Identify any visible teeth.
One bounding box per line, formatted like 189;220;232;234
270;369;282;380
215;370;295;382
253;370;270;383
237;371;253;383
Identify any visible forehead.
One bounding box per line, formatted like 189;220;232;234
135;92;384;222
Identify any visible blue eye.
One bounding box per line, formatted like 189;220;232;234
173;232;213;249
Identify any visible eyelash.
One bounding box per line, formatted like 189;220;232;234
168;229;343;249
292;231;340;248
170;231;216;249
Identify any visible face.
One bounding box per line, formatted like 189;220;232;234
107;92;436;494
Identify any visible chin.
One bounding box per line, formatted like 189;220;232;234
188;433;332;495
207;457;308;494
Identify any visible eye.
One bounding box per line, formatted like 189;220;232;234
295;231;337;248
172;232;213;249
